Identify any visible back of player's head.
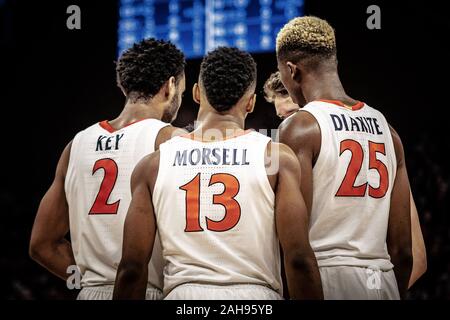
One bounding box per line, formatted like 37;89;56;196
116;38;186;102
276;16;336;67
264;71;289;103
199;46;257;112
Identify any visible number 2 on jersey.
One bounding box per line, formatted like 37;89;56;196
89;158;120;215
180;173;241;232
336;140;389;198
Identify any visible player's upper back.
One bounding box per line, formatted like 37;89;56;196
153;130;282;295
65;118;168;287
302;100;397;270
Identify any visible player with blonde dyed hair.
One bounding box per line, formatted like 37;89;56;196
276;16;426;299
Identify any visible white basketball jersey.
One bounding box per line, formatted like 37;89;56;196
153;131;282;296
302;100;397;271
65;118;169;288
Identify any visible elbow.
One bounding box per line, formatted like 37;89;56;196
114;259;148;300
29;234;54;263
283;249;323;300
116;260;146;283
286;252;318;272
29;239;45;262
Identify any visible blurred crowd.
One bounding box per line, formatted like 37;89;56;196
0;131;448;300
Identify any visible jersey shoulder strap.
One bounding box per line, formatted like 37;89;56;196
136;119;170;152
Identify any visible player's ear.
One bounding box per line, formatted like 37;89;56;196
246;93;256;114
286;61;301;83
165;76;177;100
192;83;201;104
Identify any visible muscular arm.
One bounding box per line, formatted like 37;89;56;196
273;143;323;299
278;111;321;214
388;127;413;298
29;142;75;280
408;191;427;288
113;152;159;299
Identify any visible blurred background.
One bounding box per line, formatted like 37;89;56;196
1;0;449;299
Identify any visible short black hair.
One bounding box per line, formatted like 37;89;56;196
116;38;185;102
199;47;256;112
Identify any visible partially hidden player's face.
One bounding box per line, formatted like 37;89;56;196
273;94;300;120
277;58;305;106
162;73;186;123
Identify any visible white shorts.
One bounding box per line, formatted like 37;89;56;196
319;266;400;300
77;285;163;300
164;284;283;300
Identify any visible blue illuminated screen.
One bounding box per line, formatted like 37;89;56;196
118;0;304;58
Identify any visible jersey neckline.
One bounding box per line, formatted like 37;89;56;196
317;99;365;111
179;129;255;143
99;119;149;133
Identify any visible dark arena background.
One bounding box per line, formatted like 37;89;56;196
1;0;449;300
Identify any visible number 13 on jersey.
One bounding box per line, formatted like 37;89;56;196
180;173;241;232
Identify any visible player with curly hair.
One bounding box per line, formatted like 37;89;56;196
113;47;323;300
263;71;301;120
276;16;425;299
30;38;187;300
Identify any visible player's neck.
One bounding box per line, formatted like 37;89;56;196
109;102;164;129
302;72;356;105
195;107;245;139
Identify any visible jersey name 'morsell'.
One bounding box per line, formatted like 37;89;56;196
330;114;383;135
96;134;124;151
173;148;250;166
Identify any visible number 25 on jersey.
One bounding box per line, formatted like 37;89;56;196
336;140;389;198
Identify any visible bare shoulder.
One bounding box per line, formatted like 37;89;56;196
56;141;73;178
388;124;405;166
278;110;321;160
155;125;188;150
136;151;160;175
268;142;301;172
278;110;320;143
61;140;73;160
160;124;188;137
388;124;403;148
131;150;161;193
279;109;319;134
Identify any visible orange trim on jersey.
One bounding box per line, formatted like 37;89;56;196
318;99;365;111
99;119;148;133
99;120;116;133
180;129;254;142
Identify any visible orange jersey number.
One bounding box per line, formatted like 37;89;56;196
180;173;241;232
89;158;121;215
336;140;389;198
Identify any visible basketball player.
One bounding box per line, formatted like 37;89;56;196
276;16;416;299
265;70;426;289
113;47;323;300
29;38;186;299
264;71;301;119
